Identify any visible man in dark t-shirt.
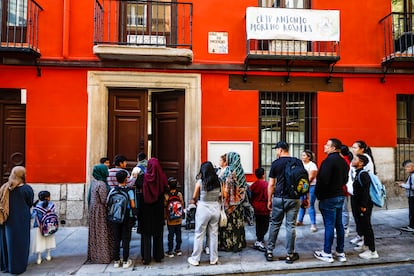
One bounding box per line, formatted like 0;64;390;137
265;141;300;264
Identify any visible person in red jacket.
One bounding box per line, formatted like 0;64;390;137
249;167;270;252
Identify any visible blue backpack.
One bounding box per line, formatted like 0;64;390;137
357;170;386;208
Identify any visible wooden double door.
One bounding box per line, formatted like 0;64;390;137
0;90;26;184
107;89;185;195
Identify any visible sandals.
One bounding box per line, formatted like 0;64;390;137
285;252;299;264
265;251;273;261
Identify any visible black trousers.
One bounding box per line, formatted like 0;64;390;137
351;197;375;251
409;196;414;228
167;224;182;251
142;233;163;263
111;217;134;261
255;214;270;242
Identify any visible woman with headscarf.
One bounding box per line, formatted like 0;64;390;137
87;164;114;264
218;152;247;252
141;157;168;265
0;166;34;274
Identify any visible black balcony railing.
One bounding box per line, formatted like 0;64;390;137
247;39;340;61
0;0;43;58
94;0;192;49
380;12;414;63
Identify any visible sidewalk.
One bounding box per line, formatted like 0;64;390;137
22;208;414;276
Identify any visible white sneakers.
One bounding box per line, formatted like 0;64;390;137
122;259;133;268
359;250;379;259
310;224;317;232
187;257;200;266
332;251;347;262
113;260;121;268
254;241;266;252
313;250;334;263
350;235;363;245
354;244;369;252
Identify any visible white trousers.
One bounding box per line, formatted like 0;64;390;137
190;201;220;263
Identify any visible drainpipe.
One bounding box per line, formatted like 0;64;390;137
62;0;70;59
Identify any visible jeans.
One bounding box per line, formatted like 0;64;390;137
319;196;345;254
342;196;349;230
267;197;300;255
167;224;182;252
297;185;316;224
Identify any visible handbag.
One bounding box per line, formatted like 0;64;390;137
219;183;228;227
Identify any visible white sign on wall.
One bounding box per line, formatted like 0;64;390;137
246;7;340;41
207;141;253;174
208;32;228;54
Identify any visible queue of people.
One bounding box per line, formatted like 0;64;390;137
2;139;413;273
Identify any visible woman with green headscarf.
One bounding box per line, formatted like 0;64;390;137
87;164;114;264
218;152;247;252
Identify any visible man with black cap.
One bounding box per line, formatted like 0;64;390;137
265;141;301;264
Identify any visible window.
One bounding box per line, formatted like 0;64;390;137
259;92;316;173
396;94;414;180
260;0;310;8
1;0;27;43
123;0;173;45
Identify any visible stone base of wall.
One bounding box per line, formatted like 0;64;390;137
29;183;87;227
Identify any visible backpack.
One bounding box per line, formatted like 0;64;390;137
107;186;130;224
357;170;386;208
34;205;59;237
167;191;183;220
284;157;310;198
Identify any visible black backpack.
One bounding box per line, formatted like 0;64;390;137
283;157;310;198
106;186;130;224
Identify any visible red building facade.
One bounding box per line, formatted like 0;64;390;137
0;0;412;225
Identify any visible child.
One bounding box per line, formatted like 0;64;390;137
110;170;137;268
164;177;184;257
351;154;379;259
399;160;414;232
249;168;270;252
31;191;57;264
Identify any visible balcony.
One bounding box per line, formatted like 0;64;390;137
244;7;340;74
93;0;193;64
0;0;43;64
380;12;414;67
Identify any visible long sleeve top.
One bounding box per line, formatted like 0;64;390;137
352;168;371;208
315;152;349;200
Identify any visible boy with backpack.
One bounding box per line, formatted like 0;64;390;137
31;190;57;264
108;170;137;268
399;160;414;232
164;177;184;257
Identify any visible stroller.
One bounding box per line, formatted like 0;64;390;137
185;203;197;230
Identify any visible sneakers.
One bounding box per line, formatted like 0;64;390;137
359;250;379;259
350;235;363;245
205;246;210;255
254;241;266;252
175;249;182;256
45;251;52;261
332;251;347;262
354;244;369;252
165;251;175;258
310;224;317;232
313;250;334;263
400;225;414;232
36;255;42;265
187;257;199;266
113;260;122;268
122;259;133;268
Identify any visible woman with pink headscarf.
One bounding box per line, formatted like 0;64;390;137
141;158;168;265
